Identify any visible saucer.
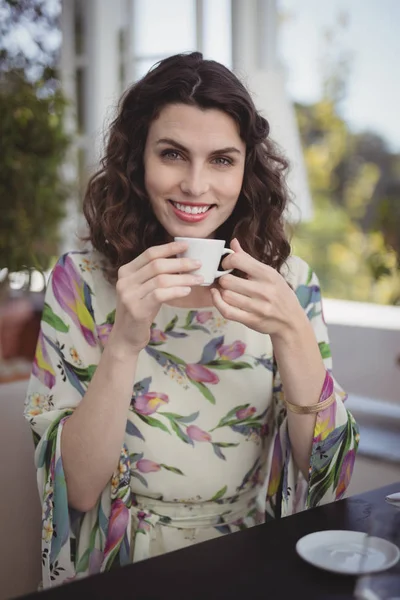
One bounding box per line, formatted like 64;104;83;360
296;530;400;575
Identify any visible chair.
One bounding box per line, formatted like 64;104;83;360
0;380;42;599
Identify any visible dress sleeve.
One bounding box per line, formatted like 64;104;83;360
23;253;128;587
264;259;360;518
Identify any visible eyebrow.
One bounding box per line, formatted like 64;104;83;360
156;137;242;155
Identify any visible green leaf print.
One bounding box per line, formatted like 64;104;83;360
184;310;197;327
160;464;185;475
186;324;210;333
161;411;200;424
308;466;335;508
217;404;250;425
205;360;253;370
308;418;354;507
42;303;69;332
76;517;99;572
41;411;72;478
129;453;144;463
170;420;193;445
137;414;171;434
36;440;49;469
164;316;178;332
318;342;332;359
213;442;240;448
156;350;186;366
189;379;216;404
212;443;227;460
332;417;353;489
210;405;263;431
72;364;97;382
211;485;228;502
76;548;91;573
238;457;261;492
131;470;148;488
106;309;116;325
103;544;122;572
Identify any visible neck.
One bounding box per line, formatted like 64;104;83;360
167;284;214;308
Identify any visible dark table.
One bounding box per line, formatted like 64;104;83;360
21;482;400;600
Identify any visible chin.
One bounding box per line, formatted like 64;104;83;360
161;220;219;240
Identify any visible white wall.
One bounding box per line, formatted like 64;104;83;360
325;300;400;405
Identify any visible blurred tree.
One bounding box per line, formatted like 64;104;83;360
291;16;400;306
0;71;69;274
0;0;69;279
0;0;61;81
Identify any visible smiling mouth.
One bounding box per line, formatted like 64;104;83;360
168;200;215;215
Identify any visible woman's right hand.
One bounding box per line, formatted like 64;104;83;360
109;241;202;355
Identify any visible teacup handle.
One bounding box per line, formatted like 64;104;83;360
216;248;235;278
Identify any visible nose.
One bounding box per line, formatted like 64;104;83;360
180;165;210;197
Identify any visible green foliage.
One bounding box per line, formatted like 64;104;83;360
292;98;400;305
0;0;69;275
0;71;70;273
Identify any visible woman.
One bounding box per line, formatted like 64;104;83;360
24;52;359;587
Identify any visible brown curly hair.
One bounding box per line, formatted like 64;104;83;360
83;52;291;282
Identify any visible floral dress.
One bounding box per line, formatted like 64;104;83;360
24;250;359;588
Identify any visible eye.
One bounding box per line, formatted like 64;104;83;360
212;156;233;167
160;149;183;161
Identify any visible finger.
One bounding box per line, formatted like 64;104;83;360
218;274;265;299
140;273;204;299
211;288;258;328
135;257;202;285
145;286;192;311
119;241;189;275
230;237;242;252
221;248;274;281
218;288;267;315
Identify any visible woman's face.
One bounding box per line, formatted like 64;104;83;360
143;103;246;239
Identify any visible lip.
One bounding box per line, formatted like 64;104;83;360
168;200;215;223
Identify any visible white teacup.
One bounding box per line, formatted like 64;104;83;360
175;237;234;286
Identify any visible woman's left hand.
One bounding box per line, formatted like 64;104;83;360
211;238;307;339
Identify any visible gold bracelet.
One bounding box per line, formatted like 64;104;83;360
283;393;336;415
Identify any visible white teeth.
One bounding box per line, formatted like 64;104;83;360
172;202;210;215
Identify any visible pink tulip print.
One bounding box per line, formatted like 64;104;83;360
137;511;152;532
150;328;167;344
104;499;129;557
96;323;112;346
218;340;246;360
52;254;97;346
136;459;161;473
32;330;56;389
314;372;337;442
236;406;256;420
134;392;169;415
187;425;212;443
186;363;219;384
314;401;337;442
88;548;104;575
196;311;213;324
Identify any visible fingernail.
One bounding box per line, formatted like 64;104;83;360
194;275;204;282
